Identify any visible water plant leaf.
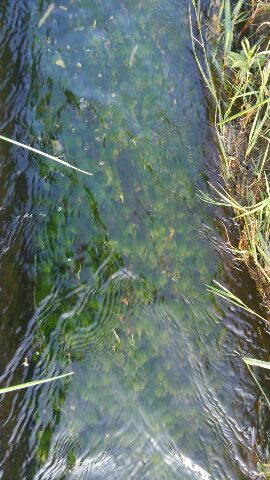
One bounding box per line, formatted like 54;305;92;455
0;135;93;176
0;372;74;395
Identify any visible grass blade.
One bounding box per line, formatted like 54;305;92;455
38;3;55;28
232;0;244;22
224;0;232;55
245;362;270;409
207;280;268;322
244;357;270;369
218;98;270;125
0;135;93;176
0;371;74;395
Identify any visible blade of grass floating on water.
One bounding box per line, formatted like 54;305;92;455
0;135;93;176
38;3;55;28
130;44;139;68
218;98;270;125
0;371;74;395
245;362;270;409
207;280;268;322
244;357;270;369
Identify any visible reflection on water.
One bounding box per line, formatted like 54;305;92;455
0;1;269;479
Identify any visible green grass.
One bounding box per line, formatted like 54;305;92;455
191;0;270;306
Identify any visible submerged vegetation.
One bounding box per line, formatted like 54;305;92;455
1;2;225;477
3;0;270;477
191;0;270;309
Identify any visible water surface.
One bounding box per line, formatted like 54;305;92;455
0;1;269;479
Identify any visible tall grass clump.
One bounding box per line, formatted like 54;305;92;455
191;0;270;308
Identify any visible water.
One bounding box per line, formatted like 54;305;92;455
0;1;269;479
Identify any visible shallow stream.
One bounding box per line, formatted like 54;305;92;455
0;1;270;479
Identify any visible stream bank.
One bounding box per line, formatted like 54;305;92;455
192;0;270;311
